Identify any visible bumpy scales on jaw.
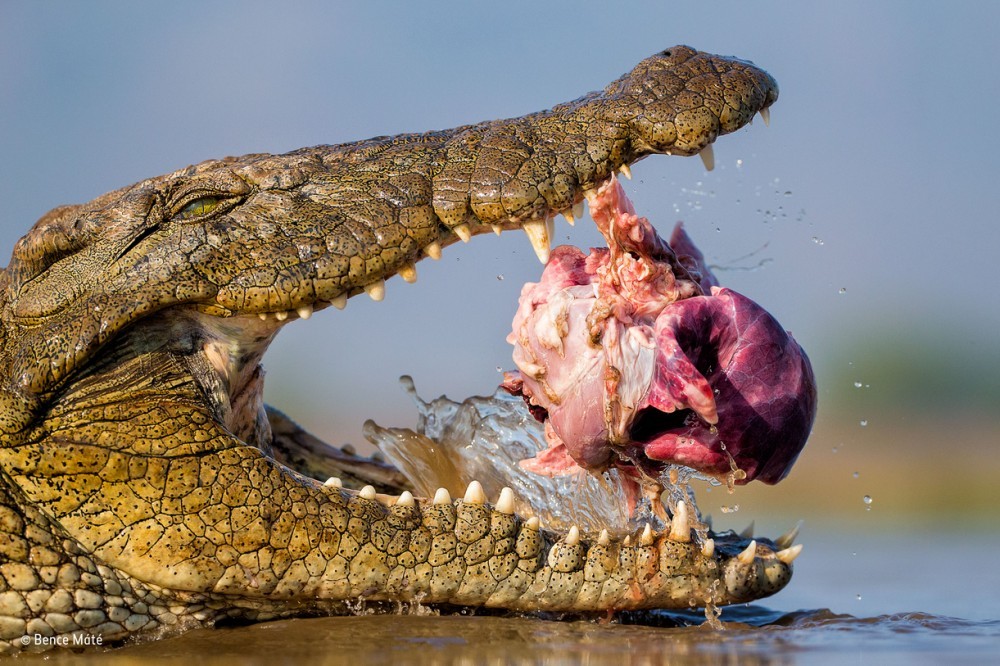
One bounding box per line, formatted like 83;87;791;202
0;46;793;653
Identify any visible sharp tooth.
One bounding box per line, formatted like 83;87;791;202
775;521;803;550
396;490;415;508
433;487;452;505
699;144;715;171
759;107;771;127
701;538;715;558
463;480;486;504
495;487;515;514
364;280;385;302
572;201;584;220
623;535;632;547
776;543;803;565
522;219;551;264
297;305;313;320
425;241;442;260
545;215;555;240
359;485;376;500
331;293;348;310
669;500;691;542
583;189;598;207
598;529;610;546
491;224;503;236
323;477;342;488
258;313;268;321
739;521;755;539
566;525;580;546
562;209;575;225
453;224;472;243
619;164;632;180
737;540;757;565
275;311;288;321
525;516;540;531
398;263;418;283
640;523;654;546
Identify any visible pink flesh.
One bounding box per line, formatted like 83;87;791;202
505;176;816;484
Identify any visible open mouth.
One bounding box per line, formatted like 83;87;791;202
0;47;809;643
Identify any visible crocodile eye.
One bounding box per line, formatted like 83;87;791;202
176;196;221;220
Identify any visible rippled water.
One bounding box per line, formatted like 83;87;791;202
34;603;1000;665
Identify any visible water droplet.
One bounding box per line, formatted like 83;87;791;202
856;594;862;601
854;381;863;388
839;287;847;294
860;419;868;427
853;472;859;479
720;504;740;514
783;191;793;197
496;274;504;281
811;236;824;245
495;365;502;373
863;495;873;511
736;159;743;168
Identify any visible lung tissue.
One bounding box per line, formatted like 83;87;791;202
503;176;816;485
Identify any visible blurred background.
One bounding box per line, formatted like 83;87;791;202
2;1;998;621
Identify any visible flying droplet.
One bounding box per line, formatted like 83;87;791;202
860;419;868;427
854;381;863;388
496;274;504;281
863;495;873;510
853;472;859;479
720;504;740;514
839;287;847;294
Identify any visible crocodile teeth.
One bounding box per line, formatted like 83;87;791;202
669;500;691;542
525;516;540;530
275;311;288;321
453;224;472;243
640;523;654;546
565;525;580;546
623;535;632;547
699;144;715;171
776;543;803;564
572;200;584;220
737;540;757;565
364;280;385;302
331;294;348;310
359;485;377;500
775;520;803;549
491;224;503;236
562;209;575;225
433;487;452;505
297;305;313;320
258;313;267;321
495;487;515;514
583;188;598;207
523;219;551;264
463;480;486;504
619;164;632;180
425;241;442;260
395;490;415;508
701;538;715;558
598;529;610;546
398;263;418;283
759;107;771;127
739;521;755;539
323;477;342;488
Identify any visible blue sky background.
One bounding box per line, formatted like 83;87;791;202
2;0;998;450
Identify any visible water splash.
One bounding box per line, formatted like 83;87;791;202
363;377;711;535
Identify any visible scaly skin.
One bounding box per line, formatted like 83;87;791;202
0;46;792;653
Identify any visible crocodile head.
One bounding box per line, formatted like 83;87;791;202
0;46;799;652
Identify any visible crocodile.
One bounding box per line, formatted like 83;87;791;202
0;46;798;653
